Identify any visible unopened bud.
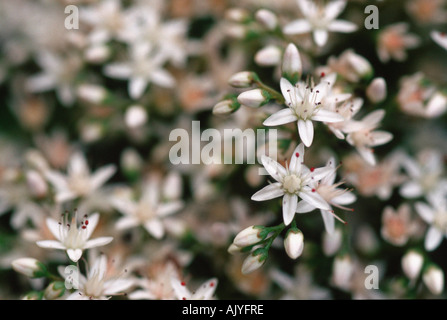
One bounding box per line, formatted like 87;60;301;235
255;45;282;67
120;148;143;179
44;281;66;300
84;45;111;63
228;243;242;255
241;251;266;274
77;84;107;104
284;229;304;259
212;98;240;115
233;226;263;247
401;250;423;280
225;8;249;23
125;105;148;128
12;258;47;278
332;255;354;290
228;71;257;88
345;50;373;80
282;43;302;82
255;9;278;31
323;228;342;256
423;265;444;295
237;89;270;108
366;77;387;103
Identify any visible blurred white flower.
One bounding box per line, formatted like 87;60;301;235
171;277;218;300
377;23;420;63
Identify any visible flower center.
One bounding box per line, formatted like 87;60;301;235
283;174;302;194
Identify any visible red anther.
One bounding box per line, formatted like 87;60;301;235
321;72;325;77
312;188;316;192
82;225;87;229
210;282;215;287
310;167;315;172
182;297;187;300
295;152;300;157
181;282;186;286
85;220;89;225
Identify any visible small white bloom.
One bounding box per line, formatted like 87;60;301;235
255;9;278;31
401;250;424;280
254;45;282;66
264;74;347;147
125;105;148;128
171;277;218;300
366;78;387;104
415;194;447;251
36;212;113;262
251;143;333;226
284;229;304;259
283;0;357;47
423;266;444;295
45;152;116;203
237;89;269;108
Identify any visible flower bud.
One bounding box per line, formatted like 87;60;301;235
237;89;270;108
345;50;373;80
125;105;148;128
284;229;304;259
228;71;257;88
423;265;444;295
366;77;387;103
225;8;249;23
212;98;240;115
227;243;242;255
255;9;278;30
323;228;342;256
233;226;263;247
332;255;354;290
282;43;302;82
12;258;47;278
241;251;266;274
77;84;107;104
255;45;282;66
401;250;423;280
44;281;66;300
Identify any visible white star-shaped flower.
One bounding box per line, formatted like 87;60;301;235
44;152;116;203
36;212;113;262
171;277;218;300
283;0;357;47
252;143;333;226
263;74;348;147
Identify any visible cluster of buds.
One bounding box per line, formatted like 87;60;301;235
228;224;304;274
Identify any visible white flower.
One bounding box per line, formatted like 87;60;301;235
283;0;357;47
111;176;184;239
345;109;393;166
171;277;218;300
401;250;424;280
251;143;333;226
104;42;175;100
431;31;447;51
61;254;134;300
36;212;113;262
399;149;447;199
415;193;447;251
263;74;347;147
45;152;116;203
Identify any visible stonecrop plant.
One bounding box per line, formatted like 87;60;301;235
0;0;446;301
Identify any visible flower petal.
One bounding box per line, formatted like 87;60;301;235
425;226;443;251
283;193;298;226
296;200;316;213
328;20;357;33
400;181;423;199
283;19;312;35
261;155;287;182
36;240;66;250
67;248;83;262
289;143;305;174
263;108;298;127
90;165;116;191
298;119;314;147
312;108;344;123
321;209;335;235
84;236;114;249
144;219;165;239
415;202;435;223
299;189;331;211
313;29;329;47
251;182;284;201
157;201;184;217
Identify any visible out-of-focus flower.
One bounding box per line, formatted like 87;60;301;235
415;193;447;251
60;254;134;300
36;212;113;262
397;73;447;118
381;203;417;246
377;23;420;63
111;174;184;239
318;49;372;83
11;258;47;278
283;0;357;47
366;78;387;104
171;277;218;300
284;229;304;259
406;0;447;24
44;152;116;203
423;265;444;295
251;143;333;226
401;250;424;281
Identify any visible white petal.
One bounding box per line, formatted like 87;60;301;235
263;108;298;127
357;146;376;166
299;190;331;211
282;193;298;226
321;209;335;235
251;183;284;201
90;165;116;191
104;279;134;295
425;227;443;251
415;202;435;223
85;213;100;239
400;182;423;199
289;143;305;174
261;155;287;182
313;29;329;47
296;200;316;213
151;69;176;88
332;192;356;205
103;63;132;79
298;119;314;147
310;166;334;181
46;218;63;241
157;201;184;217
84;236;114;249
45;171;69;191
68;153;90;176
115;216;140;230
362;109;385;128
370;131;393;147
144;219;165;239
283;19;312;35
324;0;347;20
328;20;357;33
192;278;218;300
26;73;56;93
312;109;344;123
129;77;148;100
36;240;66;250
280;77;295;106
171;277;191;300
67;248;83;262
431;31;447;50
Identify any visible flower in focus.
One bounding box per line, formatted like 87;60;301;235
36;211;113;262
283;0;357;47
